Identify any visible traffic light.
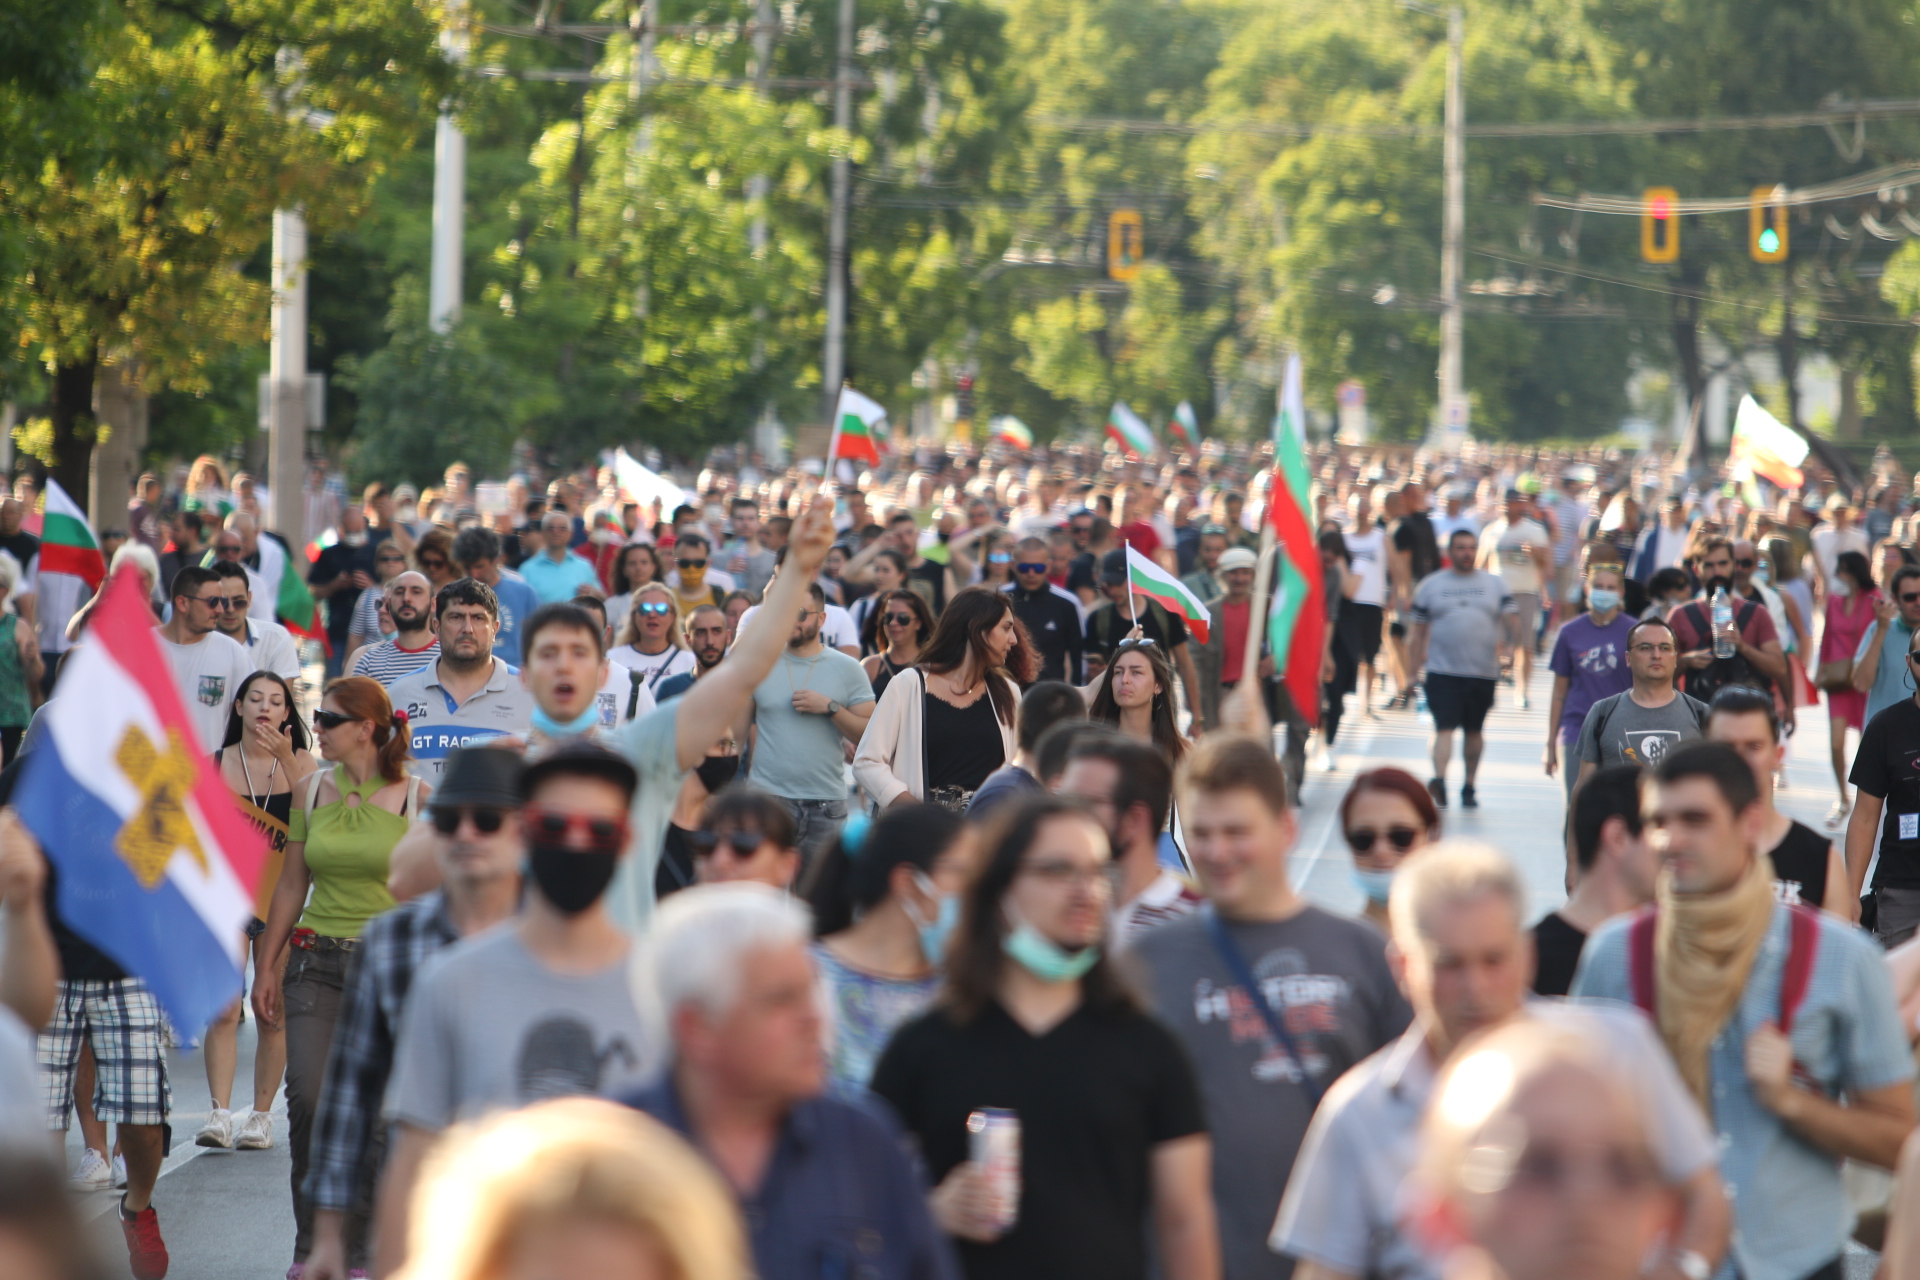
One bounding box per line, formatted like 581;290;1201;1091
1107;209;1143;282
1750;186;1789;263
1641;187;1679;263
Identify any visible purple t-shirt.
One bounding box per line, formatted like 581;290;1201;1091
1549;612;1636;741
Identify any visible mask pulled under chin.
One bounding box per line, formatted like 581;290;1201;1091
532;704;602;738
1002;913;1100;982
526;846;618;914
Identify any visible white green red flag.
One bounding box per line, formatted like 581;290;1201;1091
1267;352;1324;727
1106;402;1155;456
1169;401;1200;450
827;385;890;467
39;479;105;589
1124;543;1211;644
991;416;1034;449
1729;395;1808;491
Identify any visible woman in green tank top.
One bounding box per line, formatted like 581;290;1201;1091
251;676;432;1275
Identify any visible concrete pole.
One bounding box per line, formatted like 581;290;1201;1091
1436;6;1465;440
269;208;309;550
821;0;854;419
430;1;468;334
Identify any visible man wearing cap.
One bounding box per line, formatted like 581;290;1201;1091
1194;546;1260;730
1002;535;1084;683
1085;546;1204;710
1474;490;1552;708
301;747;526;1280
373;740;656;1278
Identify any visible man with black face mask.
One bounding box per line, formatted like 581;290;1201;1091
371;740;655;1278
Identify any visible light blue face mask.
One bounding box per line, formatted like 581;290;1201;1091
1352;865;1396;906
1586;587;1622;613
1003;918;1100;983
531;703;602;738
907;870;960;963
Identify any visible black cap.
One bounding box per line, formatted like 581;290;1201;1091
520;739;639;804
433;747;524;810
1100;547;1128;585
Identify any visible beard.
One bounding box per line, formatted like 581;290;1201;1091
390;605;426;630
1704;574;1732;595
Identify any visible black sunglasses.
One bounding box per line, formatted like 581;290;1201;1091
686;829;764;858
885;612;917;626
431;807;508;836
677;558;707;570
313;710;361;731
1346;826;1422;853
192;594;244;611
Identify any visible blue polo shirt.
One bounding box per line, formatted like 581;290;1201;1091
520;549;602;605
625;1076;960;1280
1855;614;1917;726
1573;903;1913;1280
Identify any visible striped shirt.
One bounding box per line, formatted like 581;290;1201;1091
350;638;441;687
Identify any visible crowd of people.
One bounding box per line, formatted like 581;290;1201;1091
1;432;1920;1280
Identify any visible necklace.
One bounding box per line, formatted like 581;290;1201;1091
239;743;280;810
785;647;824;695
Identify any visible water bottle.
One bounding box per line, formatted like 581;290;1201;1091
1710;586;1735;659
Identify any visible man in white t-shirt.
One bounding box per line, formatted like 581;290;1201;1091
735;549;861;657
1343;490;1392;717
209;561;302;683
1809;504;1869;598
1474;490;1552;708
157;565;258;752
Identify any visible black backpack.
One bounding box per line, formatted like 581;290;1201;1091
1674;598;1772;702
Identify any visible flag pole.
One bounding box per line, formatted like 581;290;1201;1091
818;383;847;502
1244;524;1277;691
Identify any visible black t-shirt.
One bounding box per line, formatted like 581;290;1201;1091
1849;699;1920;889
872;1000;1206;1280
1085;600;1188;665
1392;512;1441;584
1067;552;1097;598
1769;819;1831;909
0;529;40;574
907;558;950;615
308;534;387;642
924;693;1006;792
1530;911;1587;997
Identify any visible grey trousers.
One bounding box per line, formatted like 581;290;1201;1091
283;943;372;1265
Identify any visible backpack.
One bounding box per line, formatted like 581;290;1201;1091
1586;690;1709;756
1674;598;1772;701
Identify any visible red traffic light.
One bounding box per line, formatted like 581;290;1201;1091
1649;193;1674;220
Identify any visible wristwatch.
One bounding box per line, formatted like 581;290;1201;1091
825;699;842;716
1674;1250;1713;1280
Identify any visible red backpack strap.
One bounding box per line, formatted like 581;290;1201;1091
1779;905;1821;1034
1628;909;1658;1017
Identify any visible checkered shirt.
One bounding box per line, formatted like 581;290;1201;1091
304;891;460;1212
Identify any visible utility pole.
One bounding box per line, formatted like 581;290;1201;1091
430;0;468;333
749;0;781;462
1437;5;1464;443
268;208;309;549
821;0;855;419
629;0;659;319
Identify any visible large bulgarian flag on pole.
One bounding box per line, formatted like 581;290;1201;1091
1267;351;1324;727
1124;543;1211;644
40;479;106;589
1106;402;1156;456
14;564;269;1036
827;385;889;468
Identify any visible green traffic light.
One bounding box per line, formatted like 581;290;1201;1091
1758;227;1780;254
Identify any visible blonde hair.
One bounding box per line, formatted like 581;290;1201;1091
1387;839;1525;955
395;1098;749;1280
616;582;686;650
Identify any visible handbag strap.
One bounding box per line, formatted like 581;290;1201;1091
1204;906;1324;1107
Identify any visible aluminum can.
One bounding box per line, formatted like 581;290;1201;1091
967;1107;1020;1230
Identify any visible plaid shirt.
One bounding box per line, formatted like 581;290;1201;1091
304;891;461;1212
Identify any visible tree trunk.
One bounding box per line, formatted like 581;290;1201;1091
1670;271;1707;463
48;352;98;515
90;358;147;528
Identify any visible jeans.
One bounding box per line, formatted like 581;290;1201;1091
781;797;848;867
284;943;366;1264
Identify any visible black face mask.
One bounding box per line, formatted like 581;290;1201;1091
696;754;740;794
526;845;618;914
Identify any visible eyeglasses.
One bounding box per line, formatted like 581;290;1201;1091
191;594;243;611
637;601;674;617
524;807;629;853
796;609;818;622
377;553;406;564
431;807;508;836
313;710;361;731
686;829;765;858
1021;858;1117;895
1015;562;1049;574
1346;826;1422;854
885;612;917;627
420;556;448;571
213;544;243;557
677;558;707;570
1735;558;1755;568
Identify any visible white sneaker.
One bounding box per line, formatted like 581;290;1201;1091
195;1107;235;1149
69;1147;112;1191
235;1109;274;1150
1319;746;1338;771
112;1153;127;1188
1515;691;1530;710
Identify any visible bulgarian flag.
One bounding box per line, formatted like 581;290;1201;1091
1106;402;1156;456
1267;352;1324;727
275;541;322;644
40;479;106;590
827;385;889;467
1169;401;1201;450
1124;543;1211;644
1730;395;1808;490
991;416;1034;449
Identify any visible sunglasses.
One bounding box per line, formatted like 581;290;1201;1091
192;595;244;611
686;829;765;858
886;612;917;627
524;807;629;853
677;558;707;570
1902;592;1920;604
1346;826;1422;854
420;557;448;570
637;601;674;617
213;545;244;556
313;710;361;731
988;552;1012;564
1015;562;1049;574
431;807;508;836
1735;558;1755;568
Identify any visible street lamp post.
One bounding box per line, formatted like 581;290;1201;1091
1403;1;1465;444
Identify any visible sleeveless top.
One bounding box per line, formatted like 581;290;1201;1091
1769;819;1831;910
0;622;30;728
289;768;418;938
871;652;907;699
217;747;296;921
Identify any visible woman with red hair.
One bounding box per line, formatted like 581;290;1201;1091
1338;767;1441;932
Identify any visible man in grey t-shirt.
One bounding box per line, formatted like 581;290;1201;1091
1575;615;1707;789
746;582;875;859
372;742;656;1276
1407;528;1516;809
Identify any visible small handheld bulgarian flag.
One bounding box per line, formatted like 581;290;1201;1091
1106;402;1156;456
39;479;106;590
1169;401;1201;451
827;385;890;467
1123;544;1211;644
991;416;1034;449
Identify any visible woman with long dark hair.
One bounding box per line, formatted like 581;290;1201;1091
604;542;666;638
197;671;319;1152
871;795;1213;1280
804;804;976;1093
854;586;1038;812
1087;639;1185;764
861;588;934;699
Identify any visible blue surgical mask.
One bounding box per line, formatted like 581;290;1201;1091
532;703;602;738
906;871;960;963
1352;866;1396;906
1003;915;1100;983
1587;587;1621;613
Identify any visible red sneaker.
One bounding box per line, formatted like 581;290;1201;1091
120;1196;169;1280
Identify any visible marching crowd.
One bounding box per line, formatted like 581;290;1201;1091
2;433;1920;1280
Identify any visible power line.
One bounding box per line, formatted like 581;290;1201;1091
1532;162;1920;215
